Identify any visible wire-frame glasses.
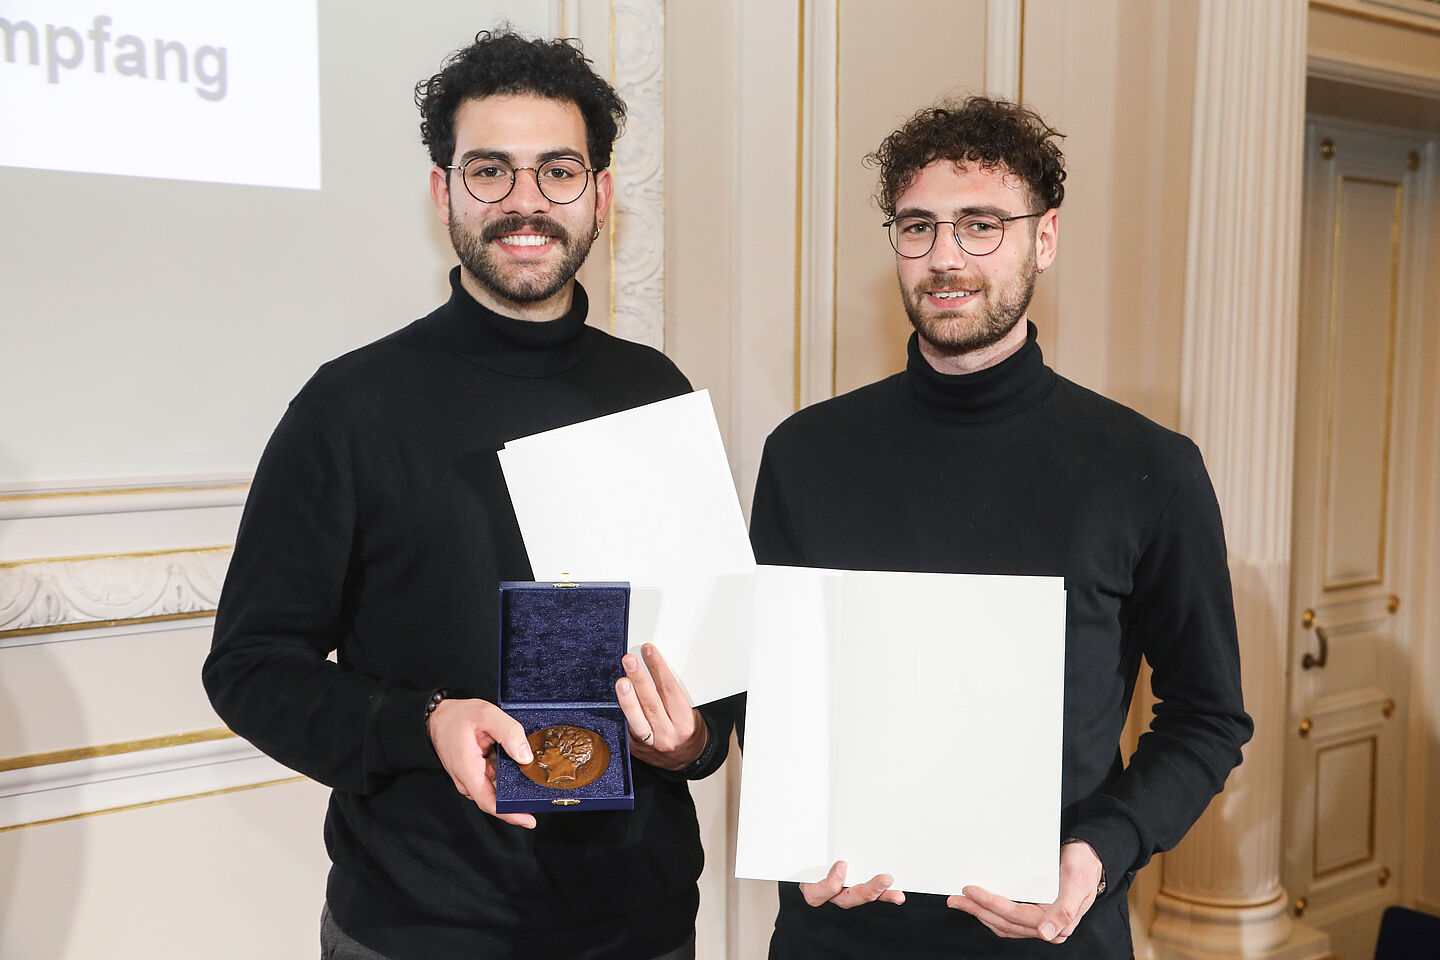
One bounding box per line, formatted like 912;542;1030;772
883;211;1043;258
446;156;597;205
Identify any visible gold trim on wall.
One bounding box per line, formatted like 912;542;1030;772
1018;0;1027;104
610;0;618;335
1311;734;1378;878
794;0;807;412
0;776;305;834
831;2;839;399
1318;174;1402;592
0;544;232;571
0;727;236;774
0;610;217;641
0;481;249;503
1310;0;1440;36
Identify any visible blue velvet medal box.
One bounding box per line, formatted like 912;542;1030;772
494;581;634;813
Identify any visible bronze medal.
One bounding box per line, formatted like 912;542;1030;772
518;724;610;790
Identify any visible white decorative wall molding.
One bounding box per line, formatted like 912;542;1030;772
0;731;298;832
797;0;839;408
0;476;250;521
1308;53;1440;99
610;0;666;348
986;0;1024;101
1153;2;1328;957
0;547;232;641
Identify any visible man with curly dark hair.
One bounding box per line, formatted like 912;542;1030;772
204;28;728;960
748;95;1251;957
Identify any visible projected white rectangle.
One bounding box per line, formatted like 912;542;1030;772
0;0;320;189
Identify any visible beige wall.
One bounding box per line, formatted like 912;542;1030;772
832;0;990;395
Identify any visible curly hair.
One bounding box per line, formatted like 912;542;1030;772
415;29;627;170
866;96;1066;217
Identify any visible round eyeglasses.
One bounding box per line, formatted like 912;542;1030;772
882;211;1043;258
446;156;597;205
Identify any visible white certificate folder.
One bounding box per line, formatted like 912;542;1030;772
497;390;756;708
736;566;1066;902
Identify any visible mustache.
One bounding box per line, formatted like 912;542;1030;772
917;277;985;295
481;214;570;243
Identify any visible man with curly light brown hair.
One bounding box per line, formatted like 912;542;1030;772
748;95;1251;958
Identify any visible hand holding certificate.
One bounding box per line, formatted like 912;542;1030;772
735;566;1067;903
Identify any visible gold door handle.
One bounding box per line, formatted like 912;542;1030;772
1302;625;1329;670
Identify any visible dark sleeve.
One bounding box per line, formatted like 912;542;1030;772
728;435;813;750
201;399;441;794
1067;446;1254;888
749;436;806;567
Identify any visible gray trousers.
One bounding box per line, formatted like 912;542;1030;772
321;903;697;960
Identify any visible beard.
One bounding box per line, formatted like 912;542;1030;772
449;209;597;306
900;246;1038;354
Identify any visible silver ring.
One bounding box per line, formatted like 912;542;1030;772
637;731;653;743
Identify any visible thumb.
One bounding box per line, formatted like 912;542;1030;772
1036;882;1089;942
491;713;533;765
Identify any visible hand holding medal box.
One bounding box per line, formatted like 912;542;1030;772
493;580;636;813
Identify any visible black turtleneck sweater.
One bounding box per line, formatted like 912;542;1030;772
749;325;1252;959
203;270;729;959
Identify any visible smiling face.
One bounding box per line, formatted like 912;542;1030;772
893;160;1057;362
430;94;614;321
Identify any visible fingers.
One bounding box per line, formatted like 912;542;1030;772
468;751;536;829
619;647;675;741
615;671;655;742
832;874;903;908
1043;842;1102;940
947;843;1103;941
799;863;904;909
429;698;536;829
947;886;1047;940
1035;882;1089;942
483;704;533;766
637;643;692;718
800;861;849;906
616;645;707;770
877;886;907;905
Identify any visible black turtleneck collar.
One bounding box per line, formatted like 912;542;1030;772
897;321;1057;423
419;267;594;378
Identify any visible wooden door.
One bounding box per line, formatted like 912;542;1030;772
1286;120;1432;959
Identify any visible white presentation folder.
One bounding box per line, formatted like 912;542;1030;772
497;390;756;707
735;566;1066;902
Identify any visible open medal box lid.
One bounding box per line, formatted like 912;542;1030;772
494;580;634;812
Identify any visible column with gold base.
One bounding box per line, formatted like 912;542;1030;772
1150;2;1327;958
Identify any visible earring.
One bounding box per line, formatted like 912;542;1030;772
592;218;605;241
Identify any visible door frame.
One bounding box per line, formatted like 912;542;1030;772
1298;54;1440;921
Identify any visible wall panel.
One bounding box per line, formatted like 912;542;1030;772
832;0;990;396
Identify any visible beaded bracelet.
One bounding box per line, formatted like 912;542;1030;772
424;688;450;733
